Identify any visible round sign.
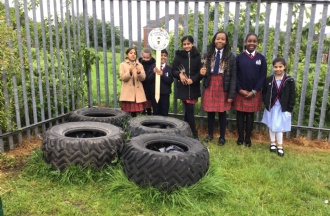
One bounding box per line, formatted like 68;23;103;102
148;28;169;50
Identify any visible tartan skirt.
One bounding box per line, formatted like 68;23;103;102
121;101;144;113
233;91;262;112
202;74;231;112
182;99;198;104
143;100;152;109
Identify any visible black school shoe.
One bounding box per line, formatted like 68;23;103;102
245;139;252;147
193;134;199;140
237;139;244;145
218;137;226;146
202;135;213;143
277;148;284;157
270;144;277;153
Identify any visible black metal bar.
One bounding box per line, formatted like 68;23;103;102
0;115;67;140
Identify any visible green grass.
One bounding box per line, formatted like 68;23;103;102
1;139;330;215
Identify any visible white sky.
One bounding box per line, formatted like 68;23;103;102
6;0;330;40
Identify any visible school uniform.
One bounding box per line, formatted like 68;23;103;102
233;51;267;112
149;63;174;116
261;73;296;132
172;46;202;100
139;57;156;110
234;50;267;146
202;50;236;112
172;46;202;138
119;59;146;113
201;48;237;144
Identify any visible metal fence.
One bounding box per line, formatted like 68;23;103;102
0;0;330;153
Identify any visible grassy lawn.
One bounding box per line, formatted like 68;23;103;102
1;135;330;215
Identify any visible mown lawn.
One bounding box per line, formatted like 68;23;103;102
1;136;329;215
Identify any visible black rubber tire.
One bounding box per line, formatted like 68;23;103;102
127;116;191;138
66;107;130;127
42;122;124;171
122;133;209;191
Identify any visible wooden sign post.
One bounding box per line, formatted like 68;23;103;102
148;28;169;103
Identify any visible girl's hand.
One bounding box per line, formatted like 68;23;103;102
131;67;137;75
180;73;188;85
227;98;233;103
239;89;248;97
200;67;207;76
245;91;254;98
186;79;193;85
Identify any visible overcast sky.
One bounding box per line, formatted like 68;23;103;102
7;0;330;40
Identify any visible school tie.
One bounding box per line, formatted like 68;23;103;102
213;50;220;74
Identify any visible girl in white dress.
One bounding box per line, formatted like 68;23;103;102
261;57;296;156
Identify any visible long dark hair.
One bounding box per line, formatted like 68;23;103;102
205;31;231;71
181;35;194;45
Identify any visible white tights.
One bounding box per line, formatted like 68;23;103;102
269;129;283;145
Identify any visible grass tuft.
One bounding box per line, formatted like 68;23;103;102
22;149;117;185
0;153;18;169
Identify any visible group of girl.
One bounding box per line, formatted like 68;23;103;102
119;31;296;157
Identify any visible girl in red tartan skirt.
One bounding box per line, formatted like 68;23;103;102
200;31;237;146
172;36;202;139
119;48;147;117
233;33;267;147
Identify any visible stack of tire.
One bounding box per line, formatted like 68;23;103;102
42;108;129;171
42;107;209;191
124;115;209;191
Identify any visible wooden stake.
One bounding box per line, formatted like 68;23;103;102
155;50;161;103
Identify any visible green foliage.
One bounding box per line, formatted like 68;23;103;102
86;14;121;48
0;2;102;133
294;63;330;127
0;17;22;131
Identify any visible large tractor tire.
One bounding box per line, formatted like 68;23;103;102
42;122;124;171
66;107;130;128
127;116;191;138
122;133;209;191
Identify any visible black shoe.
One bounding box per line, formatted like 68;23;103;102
218;137;226;146
245;139;252;147
270;144;277;153
202;135;213;143
193;134;199;140
277;148;284;156
237;139;244;145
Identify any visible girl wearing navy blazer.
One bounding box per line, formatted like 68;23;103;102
233;33;267;147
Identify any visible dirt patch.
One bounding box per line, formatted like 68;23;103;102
5;137;42;157
197;125;330;153
0;137;42;175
